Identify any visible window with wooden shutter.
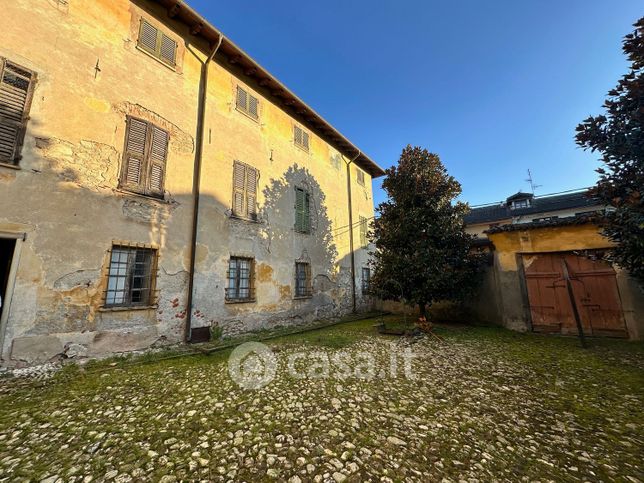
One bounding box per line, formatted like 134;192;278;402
0;58;36;165
235;86;259;120
120;117;169;198
232;161;259;220
294;125;309;151
294;187;311;233
359;215;368;248
137;18;178;68
356;168;365;186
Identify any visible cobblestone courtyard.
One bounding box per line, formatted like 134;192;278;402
1;318;642;482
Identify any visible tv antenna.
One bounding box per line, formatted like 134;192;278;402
526;169;542;194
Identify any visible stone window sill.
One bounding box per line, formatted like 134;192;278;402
0;161;21;170
98;305;158;312
224;298;256;305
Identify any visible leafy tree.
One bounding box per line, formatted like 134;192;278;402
575;18;644;283
369;145;485;318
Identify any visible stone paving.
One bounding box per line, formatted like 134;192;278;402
0;319;642;482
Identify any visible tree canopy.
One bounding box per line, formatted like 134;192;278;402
369;146;485;316
575;18;644;282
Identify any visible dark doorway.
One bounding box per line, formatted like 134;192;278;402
0;238;16;322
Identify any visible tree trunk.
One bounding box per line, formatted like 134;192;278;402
419;302;427;319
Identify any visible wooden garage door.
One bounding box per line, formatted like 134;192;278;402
523;253;628;337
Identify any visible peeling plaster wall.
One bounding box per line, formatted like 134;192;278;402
0;0;376;364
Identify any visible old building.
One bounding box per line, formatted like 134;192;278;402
0;0;385;365
465;189;605;238
464;190;644;340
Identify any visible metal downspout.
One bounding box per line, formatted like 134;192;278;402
185;36;223;343
346;151;361;313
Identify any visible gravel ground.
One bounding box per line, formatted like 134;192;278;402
0;318;642;482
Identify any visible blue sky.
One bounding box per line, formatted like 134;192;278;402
191;0;642;206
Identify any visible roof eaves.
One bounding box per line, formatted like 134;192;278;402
150;0;386;178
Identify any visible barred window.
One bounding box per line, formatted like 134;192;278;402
361;267;371;294
0;58;36;165
105;246;157;307
226;257;255;302
295;262;312;298
356;168;365;186
294;125;309;151
137;18;177;67
235;86;259;120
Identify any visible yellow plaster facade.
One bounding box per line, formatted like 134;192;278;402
0;0;381;364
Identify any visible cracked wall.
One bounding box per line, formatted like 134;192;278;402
0;0;376;365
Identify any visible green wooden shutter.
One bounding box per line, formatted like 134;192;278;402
0;59;36;164
295;188;310;233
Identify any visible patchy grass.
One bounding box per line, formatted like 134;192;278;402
0;316;642;482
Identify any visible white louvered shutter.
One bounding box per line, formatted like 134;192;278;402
0;59;35;164
148;126;168;195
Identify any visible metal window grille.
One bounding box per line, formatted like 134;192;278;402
361;267;371;294
105;246;156;307
226;257;255;301
295;262;312;297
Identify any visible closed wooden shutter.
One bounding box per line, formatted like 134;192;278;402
159;33;177;65
356;168;365;186
236;86;259;120
294;126;302;146
359;215;368;247
232;161;246;216
301;130;309;151
148;126;168;195
138;18;177;67
138;19;158;53
294;126;309;151
246;166;258;219
123;118;148;188
236;86;247;111
0;59;36;164
120;117;168;197
248;95;258;119
295;187;310;233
